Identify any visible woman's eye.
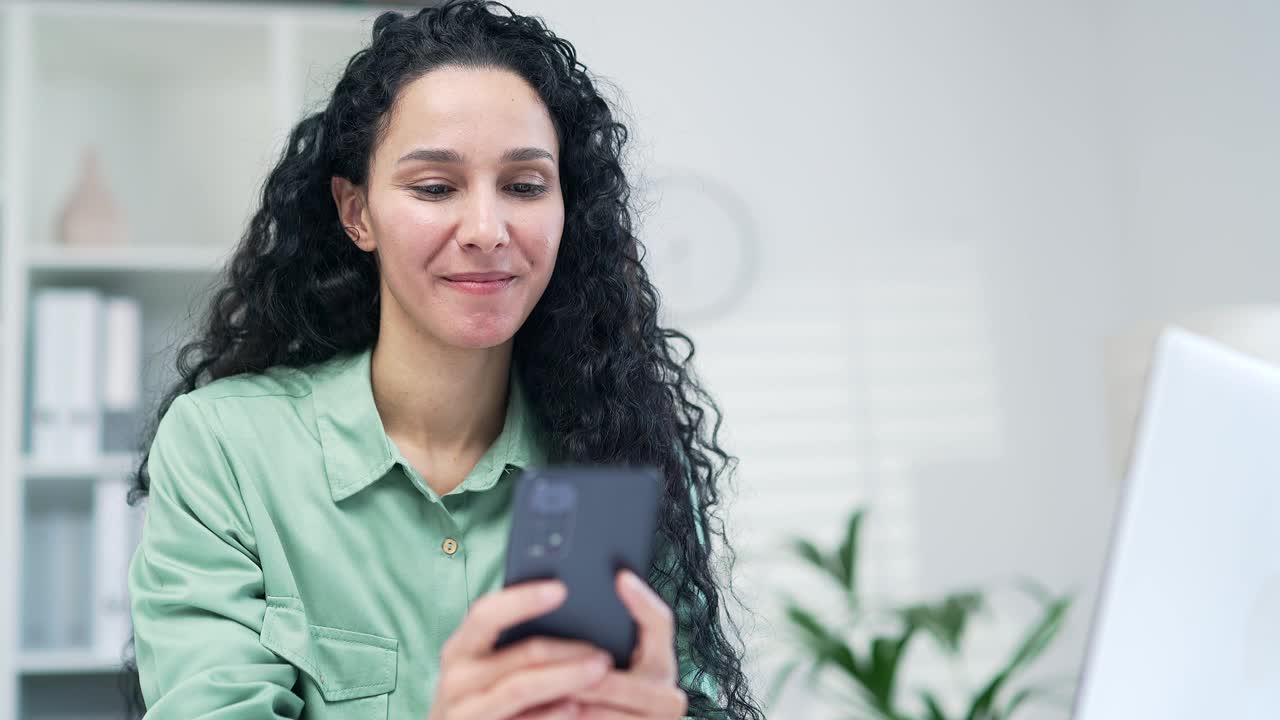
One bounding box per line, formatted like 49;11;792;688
411;183;548;200
412;184;452;198
509;182;549;197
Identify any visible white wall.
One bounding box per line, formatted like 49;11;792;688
1106;0;1280;324
524;1;1280;718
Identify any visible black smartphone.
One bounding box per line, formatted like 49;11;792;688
494;465;662;669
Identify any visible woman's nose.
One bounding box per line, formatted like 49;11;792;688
456;191;508;252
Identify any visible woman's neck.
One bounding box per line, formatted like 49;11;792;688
369;318;513;459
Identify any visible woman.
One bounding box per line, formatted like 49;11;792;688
123;2;763;719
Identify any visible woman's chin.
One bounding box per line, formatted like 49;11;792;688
443;316;520;349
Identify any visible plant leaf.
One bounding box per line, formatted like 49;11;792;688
784;604;864;680
782;601;908;717
899;591;984;656
763;657;801;711
1003;596;1072;678
1012;577;1053;606
1000;683;1064;719
791;538;828;573
791;538;847;588
833;683;898;720
836;509;864;597
789;506;867;601
859;627;917;714
964;595;1071;720
919;690;950;720
784;605;833;656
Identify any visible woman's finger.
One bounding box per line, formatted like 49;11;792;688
442;580;567;662
510;698;583;720
614;569;678;681
576;705;653;720
569;670;688;717
452;653;610;720
449;636;609;700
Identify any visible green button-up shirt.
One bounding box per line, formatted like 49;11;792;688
128;346;712;719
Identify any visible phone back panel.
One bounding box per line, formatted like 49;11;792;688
495;465;662;668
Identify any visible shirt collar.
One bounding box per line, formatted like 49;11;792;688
310;345;548;503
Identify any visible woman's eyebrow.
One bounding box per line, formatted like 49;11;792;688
396;147;555;165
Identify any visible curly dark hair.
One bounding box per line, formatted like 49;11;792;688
120;2;764;718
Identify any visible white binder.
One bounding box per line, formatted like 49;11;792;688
31;288;103;460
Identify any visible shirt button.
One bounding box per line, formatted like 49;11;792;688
442;537;459;555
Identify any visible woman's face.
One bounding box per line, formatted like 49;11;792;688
334;66;564;350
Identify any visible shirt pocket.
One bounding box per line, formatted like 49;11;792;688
260;596;398;720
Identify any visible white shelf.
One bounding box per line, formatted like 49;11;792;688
0;1;390;713
23;453;138;481
17;650;124;676
27;243;229;274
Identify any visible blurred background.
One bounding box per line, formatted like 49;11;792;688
1;0;1278;718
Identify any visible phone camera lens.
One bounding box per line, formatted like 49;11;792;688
531;481;577;514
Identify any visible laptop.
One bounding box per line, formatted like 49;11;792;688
1073;327;1280;719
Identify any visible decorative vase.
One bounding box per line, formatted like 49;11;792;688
56;146;128;247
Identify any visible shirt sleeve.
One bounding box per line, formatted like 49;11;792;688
128;393;304;719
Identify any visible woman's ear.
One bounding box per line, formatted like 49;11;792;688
331;175;376;252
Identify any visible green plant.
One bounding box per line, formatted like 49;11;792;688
767;508;1075;720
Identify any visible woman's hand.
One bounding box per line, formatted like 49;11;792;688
568;569;690;719
427;579;614;720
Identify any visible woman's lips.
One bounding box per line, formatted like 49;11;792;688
441;277;516;295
